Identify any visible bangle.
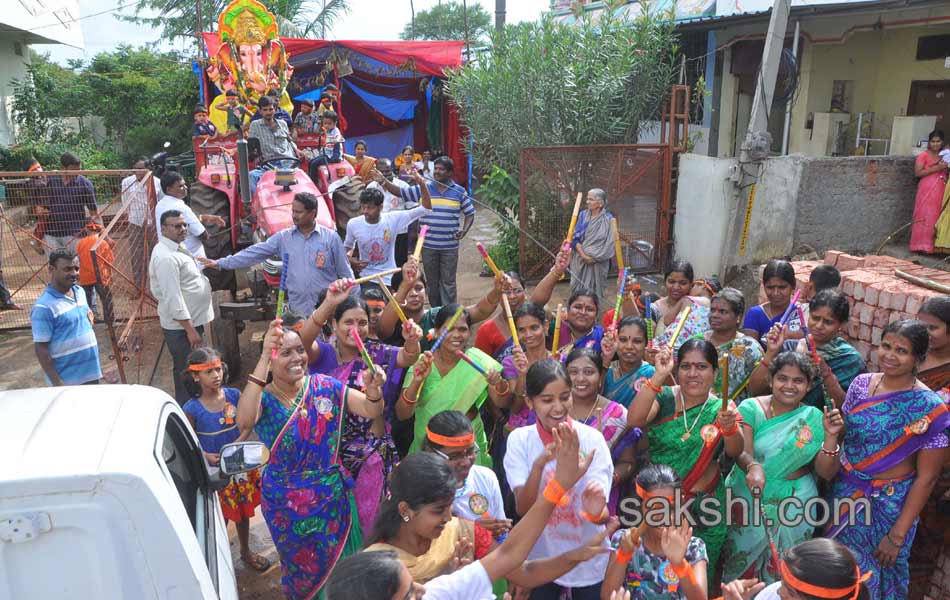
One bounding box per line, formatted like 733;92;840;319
400;389;418;405
645;378;663;394
671;560;694;583
759;357;772;369
542;478;569;506
885;533;904;548
614;548;633;565
247;373;267;387
721;423;739;437
365;390;383;403
820;443;840;457
581;507;608;524
311;312;325;327
745;461;761;473
493;380;511;395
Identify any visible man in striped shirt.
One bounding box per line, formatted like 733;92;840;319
374;156;473;305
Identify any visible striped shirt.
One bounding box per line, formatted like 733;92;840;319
31;285;102;385
401;181;474;250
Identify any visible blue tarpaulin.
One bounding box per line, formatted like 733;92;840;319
342;79;418;122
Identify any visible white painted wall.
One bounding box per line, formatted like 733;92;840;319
673;153;734;276
890;116;936;156
0;34;31;146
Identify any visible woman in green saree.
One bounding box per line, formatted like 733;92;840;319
721;351;845;585
628;338;745;579
397;304;508;467
777;289;866;410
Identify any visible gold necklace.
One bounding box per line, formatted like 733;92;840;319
678;389;705;442
573;396;600;425
269;382;306;418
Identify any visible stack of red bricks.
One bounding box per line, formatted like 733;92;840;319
815;251;947;370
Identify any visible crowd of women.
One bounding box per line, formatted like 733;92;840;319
181;249;950;600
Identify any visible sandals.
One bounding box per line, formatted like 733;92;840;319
241;552;272;573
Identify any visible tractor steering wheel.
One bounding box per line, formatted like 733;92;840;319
259;157;302;170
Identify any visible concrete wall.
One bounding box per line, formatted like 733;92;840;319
793;155;916;252
0;33;31;146
674;153;916;275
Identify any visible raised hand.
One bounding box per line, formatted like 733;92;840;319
660;521;693;567
552;422;595;491
261;318;284;358
449;536;473;572
654;347;674;379
619;525;643;554
563;518;618;563
403;319;423;344
765;323;785;357
716;407;738;433
512;345;529;376
361;365;387;395
721;578;766;600
533;442;556;472
326;278;354;301
581;480;607;519
479;517;512;538
553;245;571;275
601;326;618;360
402;256;420;284
823;405;844;437
486;368;504;388
413;351;434;382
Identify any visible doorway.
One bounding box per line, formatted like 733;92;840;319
908;81;950;131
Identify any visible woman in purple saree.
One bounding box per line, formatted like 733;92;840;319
298;283;422;531
826;320;950;600
237;319;387;600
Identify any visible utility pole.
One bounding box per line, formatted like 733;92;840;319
195;0;203;58
719;0;791;280
495;0;506;32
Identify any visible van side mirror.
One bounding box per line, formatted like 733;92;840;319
219;441;270;476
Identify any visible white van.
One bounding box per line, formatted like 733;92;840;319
0;385;267;599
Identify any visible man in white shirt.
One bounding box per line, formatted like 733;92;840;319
367;158;412;265
149;209;214;405
154;171;225;269
344;179;430;286
121;157;160;285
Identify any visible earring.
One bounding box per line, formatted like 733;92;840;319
402;514;410;522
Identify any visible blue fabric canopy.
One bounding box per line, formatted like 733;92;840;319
343;79;418;122
294;86;327;102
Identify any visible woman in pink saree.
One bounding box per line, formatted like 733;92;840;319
910;129;948;254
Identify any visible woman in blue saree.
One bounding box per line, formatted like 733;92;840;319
237;319;387;600
602;316;655;408
779;289;865;410
826;320;950;600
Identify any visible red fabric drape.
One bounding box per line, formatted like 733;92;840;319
443;101;468;188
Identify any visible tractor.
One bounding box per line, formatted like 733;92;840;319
188;132;363;374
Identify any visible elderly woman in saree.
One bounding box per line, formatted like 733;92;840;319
721;351;844;585
826;320;950;600
236;319;387;600
569;188;615;308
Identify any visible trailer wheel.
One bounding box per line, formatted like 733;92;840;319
210;290;242;378
190;182;235;292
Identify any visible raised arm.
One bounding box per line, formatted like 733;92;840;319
299;279;353;362
530;245;570;307
407;170;432;210
467;273;506;324
396;351;432;421
346;366;386;419
627;347;672;429
378;259;419;340
237;320;282;435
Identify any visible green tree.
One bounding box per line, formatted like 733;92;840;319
119;0;350;44
400;1;491;43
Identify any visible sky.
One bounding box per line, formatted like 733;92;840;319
44;0;552;64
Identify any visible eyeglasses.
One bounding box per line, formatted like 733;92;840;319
431;446;478;462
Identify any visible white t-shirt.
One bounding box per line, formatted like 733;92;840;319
154;195;207;264
344;207;429;284
503;421;613;587
423;560;493;600
121;174;160;227
367;179;412;215
754;582;781;600
454;465;506;522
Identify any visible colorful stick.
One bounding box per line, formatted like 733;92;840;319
778;289;802;327
551;303;563;357
666;306;692;351
413;225;428;260
612;218;624;272
611;268;628;330
476;242;503;278
797;305;831;410
720;354;730;410
501;294;520;348
348;268;401;287
456;349;488;377
430;306;465;352
350;328;377;373
273;253;290;358
761;506;781;575
377;276;408;324
644;298;654;340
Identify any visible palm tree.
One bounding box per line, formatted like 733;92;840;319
268;0;351;38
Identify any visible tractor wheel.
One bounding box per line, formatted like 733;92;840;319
189;182;235;292
210;290;242;378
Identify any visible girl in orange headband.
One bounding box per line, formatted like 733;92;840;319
741;538;870;600
604;463;708;599
182;347;270;574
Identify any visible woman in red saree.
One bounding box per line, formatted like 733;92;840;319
236;320;387;600
910;130;948;254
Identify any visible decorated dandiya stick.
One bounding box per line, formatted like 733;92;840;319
720;354;730;411
430;306;465;352
413;224;429;260
272;253;290;358
376;276;408;324
611;268;628;330
612;218;624;272
345;268;401;288
761;506;781;575
350;328;377;374
501;294;520;348
456;349;488;377
644;298;654;340
551;304;563;357
666;306;692;351
778;289;802;327
476;242;503;278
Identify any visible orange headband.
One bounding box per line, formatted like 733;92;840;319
188;359;222;372
27;163;43;173
366;300;386;308
426;427;475;448
780;561;871;600
696;279;716;297
635;483;675;502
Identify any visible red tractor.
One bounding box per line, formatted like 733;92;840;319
188;132;361;372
